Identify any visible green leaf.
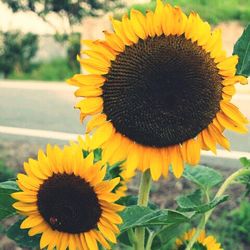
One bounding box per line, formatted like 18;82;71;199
7;219;40;248
118;195;158;210
93;148;102;162
176;189;203;209
233;24;250;77
240;157;250;168
152;224;188;250
119;205;191;232
177;194;228;213
183;165;223;191
0;181;19;220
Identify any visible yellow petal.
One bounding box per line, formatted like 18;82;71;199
17;174;40;190
185;138;201;166
130;9;147;39
216;112;248;133
162;4;174;36
149;149;163;181
222;85;236;96
217;55;238;71
153;0;164;36
220;100;248;124
85;231;99;250
74;86;102;97
68;234;77;250
28;222;49;236
97;223;117;243
102;133;122;163
21;215;43;229
208;124;230;150
222;75;248;86
86;113;107;133
78;56;109;74
201;129;217;154
91;122;115;149
94;231;111;249
103;31;125;52
121;14;139;44
82;40;116;61
69;74;106;87
40;228;54;249
146;11;156;37
112;19;133;46
75;97;103;114
82;50;111;66
169;145;184;178
12;191;37;203
161;148;170;178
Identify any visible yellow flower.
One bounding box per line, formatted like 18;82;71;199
74;135;132;197
11;143;124;250
176;228;223;250
68;0;248;181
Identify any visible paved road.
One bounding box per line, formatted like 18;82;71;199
0;80;249;168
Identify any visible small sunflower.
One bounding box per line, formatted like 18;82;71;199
11;143;124;250
175;228;223;250
68;0;248;181
74;135;132;197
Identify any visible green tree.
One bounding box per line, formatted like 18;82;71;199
0;31;38;78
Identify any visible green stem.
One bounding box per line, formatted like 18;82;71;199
205;168;250;224
185;215;206;250
134;170;152;250
186;167;250;250
145;230;155;250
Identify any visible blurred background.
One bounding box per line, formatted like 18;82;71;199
0;0;250;249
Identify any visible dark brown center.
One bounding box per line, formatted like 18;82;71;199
103;35;222;147
37;174;101;233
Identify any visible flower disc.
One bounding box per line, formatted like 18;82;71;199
103;35;222;147
37;173;101;233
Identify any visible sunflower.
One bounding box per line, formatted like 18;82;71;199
73;135;132;197
68;0;248;181
11;143;124;250
175;228;223;250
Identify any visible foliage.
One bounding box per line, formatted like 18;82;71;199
3;0;124;32
0;31;38;78
0;160;15;182
0;181;18;220
233;25;250;77
207;200;250;250
7;219;40;248
9;58;78;81
128;0;250;25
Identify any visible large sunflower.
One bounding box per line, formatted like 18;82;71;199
175;228;223;250
11;143;124;250
68;0;248;180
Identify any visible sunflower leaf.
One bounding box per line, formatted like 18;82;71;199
239;157;250;168
7;219;40;248
233;24;250;77
117;195;158;209
0;181;19;221
177;194;228;213
183;165;223;191
119;205;191;232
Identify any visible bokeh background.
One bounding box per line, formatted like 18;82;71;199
0;0;249;249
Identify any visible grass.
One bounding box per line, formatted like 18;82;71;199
8;58;79;82
128;0;250;25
